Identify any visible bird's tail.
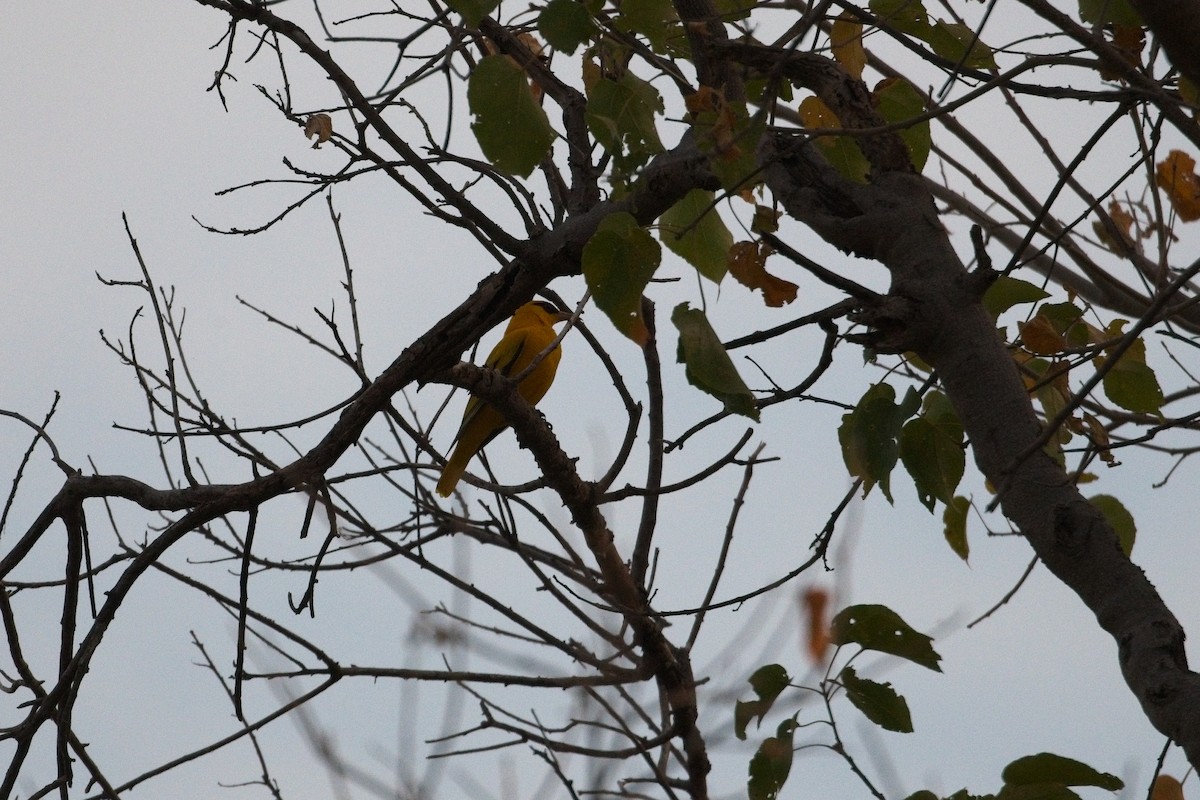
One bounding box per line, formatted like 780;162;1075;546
436;447;472;497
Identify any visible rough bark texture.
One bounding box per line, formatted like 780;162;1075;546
761;123;1200;766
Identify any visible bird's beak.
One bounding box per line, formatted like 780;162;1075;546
553;309;573;324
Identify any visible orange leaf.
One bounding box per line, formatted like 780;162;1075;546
685;85;719;116
729;242;798;307
1151;775;1184;800
1156;150;1200;221
802;587;831;664
831;13;866;80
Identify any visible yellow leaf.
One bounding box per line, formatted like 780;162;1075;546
798;95;869;181
581;51;601;95
303;113;333;147
1156;150;1200;221
799;94;839;131
728;241;798;307
831;13;866;80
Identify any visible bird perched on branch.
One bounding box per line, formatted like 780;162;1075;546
436;300;571;497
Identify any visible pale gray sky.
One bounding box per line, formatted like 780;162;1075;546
2;3;1199;799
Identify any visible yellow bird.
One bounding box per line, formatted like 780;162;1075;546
436;300;571;497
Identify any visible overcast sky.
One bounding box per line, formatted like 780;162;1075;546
3;3;1200;799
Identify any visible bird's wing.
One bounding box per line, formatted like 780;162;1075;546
452;327;531;443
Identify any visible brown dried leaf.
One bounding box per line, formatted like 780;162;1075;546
304;114;333;148
728;241;798;307
1093;200;1140;254
1019;315;1067;355
751;204;780;234
1082;412;1120;466
1099;24;1145;79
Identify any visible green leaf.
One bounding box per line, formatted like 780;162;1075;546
840;666;914;732
798;95;870;183
735;664;790;740
538;0;594;55
1038;302;1085;335
1001;753;1123;791
900;391;965;511
904;793;941;800
926;20;997;69
468;55;555;177
870;1;995;69
586;72;664;177
983;276;1050;319
748;718;798;800
1078;0;1142;26
996;786;1082;800
873;78;931;172
870;0;931;35
831;604;943;672
1028;301;1090;350
583;213;661;345
659;189;733;283
1018;357;1072;453
747;77;793;107
817;133;871;183
673;303;760;420
838;383;918;502
614;0;681;52
1100;327;1163;413
444;0;499;26
714;0;756;21
943;495;970;562
1089;494;1136;556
